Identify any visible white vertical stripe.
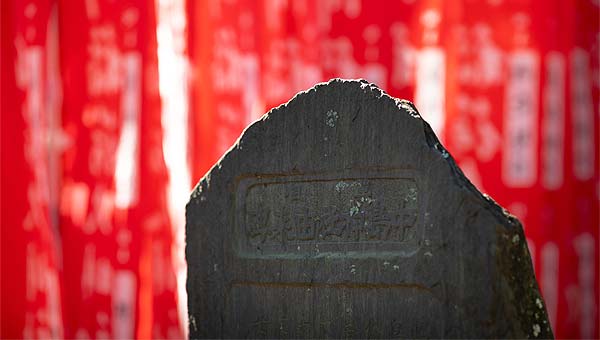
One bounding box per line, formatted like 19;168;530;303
415;47;445;138
112;270;136;339
503;49;539;187
542;52;565;190
114;53;141;209
156;0;190;335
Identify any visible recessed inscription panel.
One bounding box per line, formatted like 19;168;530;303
235;171;424;256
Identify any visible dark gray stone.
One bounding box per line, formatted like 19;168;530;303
186;79;553;339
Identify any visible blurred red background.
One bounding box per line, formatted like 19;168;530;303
1;0;598;338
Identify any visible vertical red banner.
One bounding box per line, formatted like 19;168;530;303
58;0;139;336
561;0;599;338
1;0;64;338
537;0;567;334
57;0;182;337
188;0;265;180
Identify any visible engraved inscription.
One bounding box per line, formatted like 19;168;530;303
236;171;423;255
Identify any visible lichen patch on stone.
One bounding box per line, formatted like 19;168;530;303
532;324;541;337
325;109;339;127
535;298;543;309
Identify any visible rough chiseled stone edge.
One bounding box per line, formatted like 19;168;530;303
186;78;554;339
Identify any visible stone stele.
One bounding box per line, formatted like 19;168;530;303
186;79;553;339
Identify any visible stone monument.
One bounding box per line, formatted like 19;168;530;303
186;79;553;338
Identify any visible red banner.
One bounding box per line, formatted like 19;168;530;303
1;0;64;338
57;0;182;337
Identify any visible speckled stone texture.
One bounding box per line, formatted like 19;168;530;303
186;79;553;339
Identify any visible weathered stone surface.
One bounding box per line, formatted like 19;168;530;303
186;79;553;339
